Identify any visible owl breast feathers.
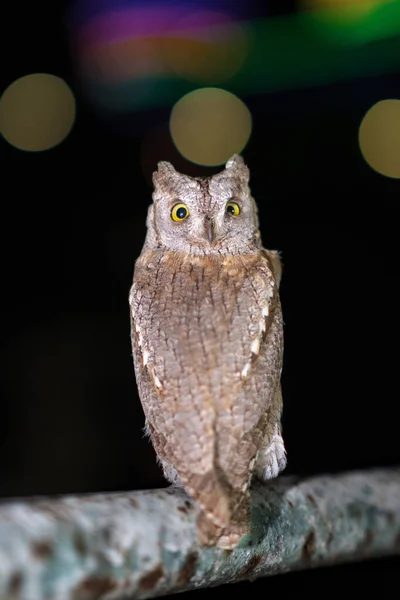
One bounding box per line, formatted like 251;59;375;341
129;155;286;549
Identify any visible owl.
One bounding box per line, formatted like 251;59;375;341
129;155;286;549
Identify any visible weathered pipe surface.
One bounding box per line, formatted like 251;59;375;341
0;468;399;599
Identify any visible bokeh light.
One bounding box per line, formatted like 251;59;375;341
0;73;75;152
359;99;400;179
169;88;252;166
73;4;248;87
68;1;400;114
160;10;248;85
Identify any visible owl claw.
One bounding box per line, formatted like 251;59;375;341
256;433;287;480
160;460;182;486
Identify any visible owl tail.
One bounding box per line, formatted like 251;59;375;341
196;496;251;549
187;471;232;530
190;472;251;549
217;496;251;549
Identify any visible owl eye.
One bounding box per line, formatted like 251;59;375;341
171;203;190;222
226;201;240;216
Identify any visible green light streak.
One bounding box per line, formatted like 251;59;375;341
303;1;400;46
232;5;400;95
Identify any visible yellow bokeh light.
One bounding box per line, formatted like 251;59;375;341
169;88;252;166
359;99;400;179
0;73;76;151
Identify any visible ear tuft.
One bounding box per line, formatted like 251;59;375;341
152;161;177;188
225;154;244;169
225;154;249;182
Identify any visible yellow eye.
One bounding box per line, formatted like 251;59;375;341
226;201;240;216
171;203;190;222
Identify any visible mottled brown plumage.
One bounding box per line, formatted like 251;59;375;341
129;155;286;548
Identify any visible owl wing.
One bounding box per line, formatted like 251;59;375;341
130;248;283;528
211;251;283;493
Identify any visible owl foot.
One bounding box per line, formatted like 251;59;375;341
255;432;287;480
160;460;182;487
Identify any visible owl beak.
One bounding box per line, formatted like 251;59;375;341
204;217;215;244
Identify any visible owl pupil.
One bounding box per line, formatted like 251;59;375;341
227;205;235;215
177;207;187;219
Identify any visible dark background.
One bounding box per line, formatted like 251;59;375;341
1;0;399;597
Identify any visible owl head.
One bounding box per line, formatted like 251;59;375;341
145;155;261;255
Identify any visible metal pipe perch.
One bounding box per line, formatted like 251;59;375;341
0;468;399;599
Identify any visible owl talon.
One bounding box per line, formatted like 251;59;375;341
256;433;287;480
160;460;182;486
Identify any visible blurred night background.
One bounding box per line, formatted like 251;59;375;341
1;0;400;596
